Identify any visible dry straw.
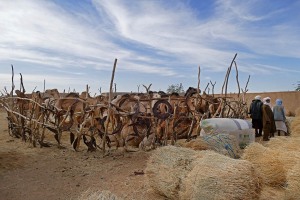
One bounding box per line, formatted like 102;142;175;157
146;146;262;200
242;142;287;186
291;117;300;137
259;186;285;200
290;107;300;137
145;146;202;199
178;138;211;151
179;151;262;200
265;137;300;171
285;161;300;200
266;137;300;152
179;134;242;159
77;189;122;200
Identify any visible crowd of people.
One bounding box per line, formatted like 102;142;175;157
249;95;288;141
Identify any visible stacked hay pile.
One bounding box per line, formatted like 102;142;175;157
145;146;201;199
242;107;300;199
179;151;262;200
146;146;262;200
242;142;286;186
179;134;242;159
265;137;300;171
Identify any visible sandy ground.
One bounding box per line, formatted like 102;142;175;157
1;107;286;200
0;110;164;200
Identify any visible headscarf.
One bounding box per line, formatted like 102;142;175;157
254;95;261;100
275;99;283;106
263;97;271;107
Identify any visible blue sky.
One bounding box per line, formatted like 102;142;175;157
0;0;300;95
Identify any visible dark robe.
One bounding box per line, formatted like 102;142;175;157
262;104;276;141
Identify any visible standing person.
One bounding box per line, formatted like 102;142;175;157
262;97;276;141
273;99;288;136
249;95;263;137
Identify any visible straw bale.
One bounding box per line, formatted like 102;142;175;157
290;116;300;137
285;161;300;200
242;142;287;186
179;151;262;200
259;186;285;200
77;189;122;200
266;137;300;152
145;146;203;199
265;137;300;171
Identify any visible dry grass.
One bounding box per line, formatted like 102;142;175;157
259;186;285;200
291;116;300;137
265;137;300;171
242;142;287;186
179;151;262;200
266;137;300;152
76;189;122;200
145;146;202;199
178;138;211;151
177;134;242;159
285;161;300;200
146;146;263;200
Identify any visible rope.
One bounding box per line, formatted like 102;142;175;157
203;134;237;159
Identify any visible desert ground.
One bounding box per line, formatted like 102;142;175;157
0;104;298;200
0;109;164;200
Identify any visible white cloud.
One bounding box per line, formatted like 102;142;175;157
0;0;299;93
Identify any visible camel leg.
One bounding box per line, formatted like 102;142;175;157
57;129;65;149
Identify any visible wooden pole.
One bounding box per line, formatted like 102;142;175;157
86;84;89;99
10;65;15;111
221;53;237;96
43;79;46;98
103;58;118;154
234;61;241;97
197;66;201;95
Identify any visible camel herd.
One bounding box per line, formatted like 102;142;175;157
0;87;249;152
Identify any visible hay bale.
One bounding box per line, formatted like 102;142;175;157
259;186;285;200
179;151;262;200
145;146;203;199
291;116;300;137
266;137;300;152
285;161;300;200
242;142;287;186
265;137;300;171
77;189;122;200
